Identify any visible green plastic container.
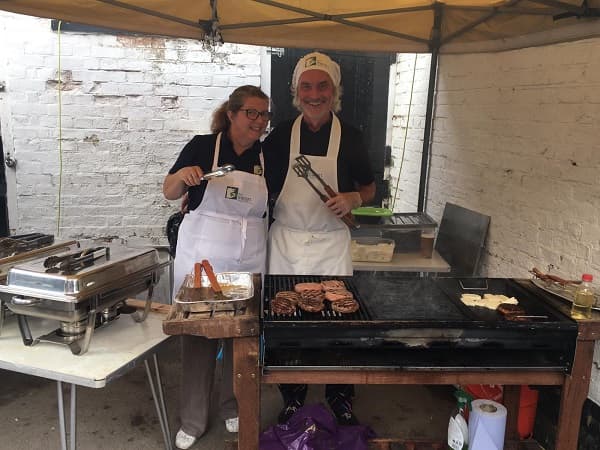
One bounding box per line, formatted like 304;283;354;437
351;207;393;224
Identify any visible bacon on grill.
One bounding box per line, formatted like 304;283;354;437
324;289;354;303
321;280;346;291
271;296;297;315
294;282;323;293
298;290;325;312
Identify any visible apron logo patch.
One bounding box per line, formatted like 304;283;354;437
225;186;239;199
225;186;252;203
254;165;263;176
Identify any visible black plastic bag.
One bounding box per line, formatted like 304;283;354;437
166;211;185;258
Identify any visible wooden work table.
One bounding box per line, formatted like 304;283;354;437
163;277;600;450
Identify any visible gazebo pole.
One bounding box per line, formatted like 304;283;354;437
417;3;442;213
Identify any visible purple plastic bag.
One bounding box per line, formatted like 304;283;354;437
259;403;376;450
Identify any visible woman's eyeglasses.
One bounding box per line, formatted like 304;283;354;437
240;108;273;120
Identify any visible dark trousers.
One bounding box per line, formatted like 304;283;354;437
279;383;355;410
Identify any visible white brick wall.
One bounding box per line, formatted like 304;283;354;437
0;12;262;245
392;39;600;403
388;53;432;212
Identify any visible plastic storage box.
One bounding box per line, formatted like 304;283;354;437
350;212;437;253
351;237;395;262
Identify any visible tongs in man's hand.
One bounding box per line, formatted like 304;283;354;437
293;155;359;229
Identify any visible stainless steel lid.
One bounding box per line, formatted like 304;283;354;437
0;245;161;302
0;240;78;282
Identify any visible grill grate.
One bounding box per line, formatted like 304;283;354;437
263;275;372;321
388;212;436;227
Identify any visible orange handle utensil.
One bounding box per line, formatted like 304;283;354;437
193;262;203;288
201;259;222;293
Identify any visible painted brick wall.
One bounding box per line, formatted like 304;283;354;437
388;53;431;212
429;41;600;280
392;40;600;403
0;12;262;246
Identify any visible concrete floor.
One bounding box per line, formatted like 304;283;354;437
0;336;456;450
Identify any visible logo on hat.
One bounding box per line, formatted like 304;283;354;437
305;56;318;68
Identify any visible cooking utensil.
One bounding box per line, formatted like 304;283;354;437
181;262;214;301
292;162;359;229
202;259;231;300
295;156;359;229
530;267;580;286
194;262;203;288
200;164;235;181
43;246;109;273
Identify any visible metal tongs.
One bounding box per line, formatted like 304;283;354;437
43;246;109;273
200;164;235;181
292;155;359;229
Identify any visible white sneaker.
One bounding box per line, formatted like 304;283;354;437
175;429;197;450
225;417;239;433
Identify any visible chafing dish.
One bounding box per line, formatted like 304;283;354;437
0;245;170;355
0;235;78;335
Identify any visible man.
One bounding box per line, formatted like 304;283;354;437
263;52;376;425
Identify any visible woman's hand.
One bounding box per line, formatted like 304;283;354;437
177;166;204;187
325;192;362;217
163;166;204;200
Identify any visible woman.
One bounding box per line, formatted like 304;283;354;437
163;85;271;450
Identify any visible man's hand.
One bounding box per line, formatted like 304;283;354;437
325;192;362;217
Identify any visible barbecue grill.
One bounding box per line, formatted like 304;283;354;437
0;245;170;355
0;235;78;335
261;273;577;372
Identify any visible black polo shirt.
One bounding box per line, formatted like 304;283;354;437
262;117;374;198
168;133;263;211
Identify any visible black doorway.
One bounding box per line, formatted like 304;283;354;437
270;48;393;205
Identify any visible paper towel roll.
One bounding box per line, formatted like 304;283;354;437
468;399;507;450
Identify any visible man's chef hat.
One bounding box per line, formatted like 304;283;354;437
292;52;341;89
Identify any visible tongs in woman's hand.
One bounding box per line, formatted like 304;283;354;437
292;155;359;229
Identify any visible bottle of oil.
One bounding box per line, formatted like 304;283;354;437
571;274;594;319
448;390;469;450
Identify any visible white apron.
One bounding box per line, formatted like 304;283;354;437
173;133;267;295
268;114;352;276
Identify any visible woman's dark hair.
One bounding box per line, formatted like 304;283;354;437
211;85;269;133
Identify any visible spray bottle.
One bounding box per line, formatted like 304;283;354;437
448;389;469;450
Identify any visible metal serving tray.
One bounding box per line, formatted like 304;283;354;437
531;277;600;311
174;272;253;313
0;246;161;303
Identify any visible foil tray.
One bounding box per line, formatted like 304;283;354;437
531;277;600;311
174;272;253;313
